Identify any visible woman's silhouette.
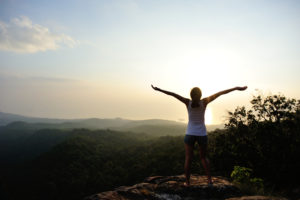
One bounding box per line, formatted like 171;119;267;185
151;85;247;185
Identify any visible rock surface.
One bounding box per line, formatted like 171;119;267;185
84;174;242;200
84;175;287;200
227;196;287;200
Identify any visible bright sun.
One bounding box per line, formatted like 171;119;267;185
174;48;237;97
205;107;213;125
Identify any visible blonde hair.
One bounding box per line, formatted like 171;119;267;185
190;87;202;107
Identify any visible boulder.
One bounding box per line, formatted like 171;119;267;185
84;174;241;200
84;175;288;200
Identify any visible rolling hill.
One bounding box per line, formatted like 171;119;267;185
0;111;223;132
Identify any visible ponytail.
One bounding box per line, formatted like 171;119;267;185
191;100;200;108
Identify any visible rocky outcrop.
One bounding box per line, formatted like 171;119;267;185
84;175;287;200
227;197;287;200
85;175;242;200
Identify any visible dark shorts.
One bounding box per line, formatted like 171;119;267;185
184;135;208;146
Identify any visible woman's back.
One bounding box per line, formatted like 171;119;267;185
186;100;207;136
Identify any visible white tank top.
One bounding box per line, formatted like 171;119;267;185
186;99;207;136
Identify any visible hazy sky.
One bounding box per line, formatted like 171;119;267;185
1;0;300;124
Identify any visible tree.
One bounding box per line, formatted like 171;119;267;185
222;93;300;188
226;94;299;128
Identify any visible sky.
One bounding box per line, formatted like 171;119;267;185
0;0;300;124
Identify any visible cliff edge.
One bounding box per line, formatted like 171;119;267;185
84;175;286;200
84;174;286;200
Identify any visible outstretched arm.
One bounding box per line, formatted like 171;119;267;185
203;86;247;105
151;85;189;106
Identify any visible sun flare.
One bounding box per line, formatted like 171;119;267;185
172;49;239;97
205;107;213;125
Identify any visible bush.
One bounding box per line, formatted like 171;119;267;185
231;166;264;195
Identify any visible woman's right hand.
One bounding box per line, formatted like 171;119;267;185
236;86;248;91
151;84;160;91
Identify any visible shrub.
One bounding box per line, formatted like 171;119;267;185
231;166;264;195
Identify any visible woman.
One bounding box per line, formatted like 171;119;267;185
151;85;247;185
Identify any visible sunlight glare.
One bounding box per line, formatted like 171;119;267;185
173;48;238;97
205;107;213;125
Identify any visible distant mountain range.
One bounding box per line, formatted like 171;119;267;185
0;111;72;125
0;111;224;132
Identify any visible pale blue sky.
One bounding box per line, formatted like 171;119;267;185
1;0;300;124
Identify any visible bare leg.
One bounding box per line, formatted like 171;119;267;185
184;144;194;186
199;144;212;184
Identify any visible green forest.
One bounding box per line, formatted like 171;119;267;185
0;94;299;200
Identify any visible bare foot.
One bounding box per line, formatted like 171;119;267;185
183;182;190;187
